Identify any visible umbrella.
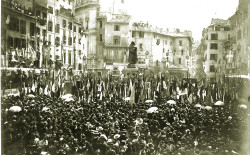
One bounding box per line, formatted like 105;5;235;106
114;134;120;139
146;107;158;113
27;94;35;98
9;106;22;112
239;104;247;109
65;98;75;102
124;97;130;101
145;100;154;103
204;106;212;110
42;107;50;111
99;134;108;141
167;100;176;105
194;104;203;108
214;101;224;106
61;94;73;100
135;118;143;125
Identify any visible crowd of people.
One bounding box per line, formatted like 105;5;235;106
1;71;250;155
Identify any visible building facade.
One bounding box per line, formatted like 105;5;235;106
129;22;193;71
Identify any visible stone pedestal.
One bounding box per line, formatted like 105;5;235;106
122;66;139;77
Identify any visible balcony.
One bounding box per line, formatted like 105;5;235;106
75;0;99;10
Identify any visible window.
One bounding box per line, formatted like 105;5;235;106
99;34;103;42
69;22;72;30
55;9;59;16
36;9;41;17
139;31;144;38
114;25;120;31
36;27;40;35
55;24;60;33
78;50;81;55
139;43;143;50
79;27;82;33
14;38;21;49
170;41;172;46
228;34;230;40
181;50;184;55
48;6;53;14
156;39;160;45
211;33;218;40
237;30;242;39
63;52;66;64
83;44;84;49
30;22;35;36
165;40;168;45
100;21;103;28
48;21;53;32
179;58;181;64
210;43;218;49
20;20;26;34
21;39;26;48
68;37;72;45
210;54;217;61
73;37;76;43
42;29;46;36
63;36;66;44
63;20;67;28
8;36;14;48
78;64;82;70
132;31;136;37
210;65;215;72
79;38;81;44
224;26;230;31
68;51;71;64
113;36;120;45
55;37;60;47
215;26;220;31
74;25;76;32
9;17;19;32
179;40;182;46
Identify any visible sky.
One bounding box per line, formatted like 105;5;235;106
101;0;239;42
126;0;239;42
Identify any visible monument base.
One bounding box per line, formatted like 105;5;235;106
123;65;139;77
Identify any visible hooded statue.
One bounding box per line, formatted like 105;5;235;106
128;41;138;65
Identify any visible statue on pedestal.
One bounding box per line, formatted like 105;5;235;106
128;41;137;68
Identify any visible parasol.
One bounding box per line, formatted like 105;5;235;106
9;106;22;112
42;107;50;112
214;101;224;106
124;97;130;101
167;100;176;105
114;134;120;139
99;134;108;141
145;100;154;103
194;104;203;108
27;94;35;98
146;107;158;113
239;104;247;109
61;94;73;100
65;98;75;102
204;106;212;110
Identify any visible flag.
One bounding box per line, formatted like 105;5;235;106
129;83;135;104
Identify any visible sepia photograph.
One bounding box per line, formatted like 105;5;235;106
1;0;250;154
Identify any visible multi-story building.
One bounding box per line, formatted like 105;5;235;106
1;0;40;68
228;0;250;75
129;22;193;71
1;0;87;78
201;18;230;80
199;0;250;80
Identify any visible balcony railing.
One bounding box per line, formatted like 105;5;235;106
75;0;99;9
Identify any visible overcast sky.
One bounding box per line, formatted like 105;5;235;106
101;0;239;42
126;0;239;42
